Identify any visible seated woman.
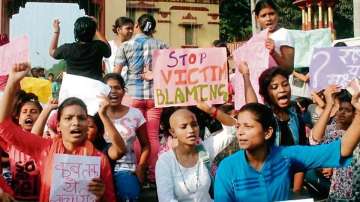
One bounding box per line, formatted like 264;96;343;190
155;101;237;202
49;17;111;81
215;101;360;202
0;63;115;201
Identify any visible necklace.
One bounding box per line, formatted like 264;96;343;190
174;149;200;194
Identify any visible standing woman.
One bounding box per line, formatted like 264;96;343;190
255;0;294;72
114;14;168;184
103;17;134;75
0;63;116;201
49;17;111;81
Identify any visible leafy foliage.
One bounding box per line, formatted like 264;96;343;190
219;0;354;42
48;60;66;78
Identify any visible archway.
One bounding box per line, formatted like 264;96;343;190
0;0;105;36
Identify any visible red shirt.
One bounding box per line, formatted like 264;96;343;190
0;119;116;202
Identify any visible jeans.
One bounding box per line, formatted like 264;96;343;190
132;99;162;182
114;170;141;201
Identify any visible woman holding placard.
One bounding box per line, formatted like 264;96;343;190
255;0;294;72
0;63;115;201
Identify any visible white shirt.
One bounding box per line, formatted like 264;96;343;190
103;40;128;79
269;28;294;54
105;107;146;172
155;125;235;202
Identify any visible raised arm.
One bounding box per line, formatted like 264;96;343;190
293;71;310;83
341;92;360;157
31;99;58;136
135;123;150;184
49;19;60;57
266;38;294;73
310;85;339;143
0;63;30;123
196;101;236;126
0;63;51;158
238;61;258;104
98;96;126;160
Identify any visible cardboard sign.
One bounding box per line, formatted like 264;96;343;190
232;29;276;109
310;47;360;91
0;36;30;76
153;48;228;107
50;154;100;202
20;77;52;103
288;29;332;68
59;74;111;116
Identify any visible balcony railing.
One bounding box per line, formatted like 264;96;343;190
127;0;219;4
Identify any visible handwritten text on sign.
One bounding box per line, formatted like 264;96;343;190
310;47;360;91
153;48;228;107
50;154;100;202
0;35;30;76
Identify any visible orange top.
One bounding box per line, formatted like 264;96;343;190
0;119;116;202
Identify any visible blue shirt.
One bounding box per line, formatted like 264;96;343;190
114;33;168;99
215;140;350;202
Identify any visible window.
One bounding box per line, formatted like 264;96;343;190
185;26;194;45
127;9;136;21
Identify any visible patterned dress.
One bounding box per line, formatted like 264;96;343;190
322;121;360;201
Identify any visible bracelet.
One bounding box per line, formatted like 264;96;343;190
211;107;218;118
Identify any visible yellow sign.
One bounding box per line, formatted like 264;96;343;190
20;77;52;103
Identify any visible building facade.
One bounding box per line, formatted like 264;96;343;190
126;0;219;48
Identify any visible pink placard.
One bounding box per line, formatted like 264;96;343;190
0;35;30;76
232;29;277;109
153;48;228;108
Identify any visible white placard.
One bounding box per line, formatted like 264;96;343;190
59;73;110;116
50;154;101;202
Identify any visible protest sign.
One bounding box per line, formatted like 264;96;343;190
59;74;111;115
153;48;228;107
50;154;100;202
0;36;30;75
232;29;275;109
20;77;52;103
310;46;360;91
288;28;332;68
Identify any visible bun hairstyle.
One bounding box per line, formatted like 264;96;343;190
254;0;279;16
137;14;156;35
112;17;134;34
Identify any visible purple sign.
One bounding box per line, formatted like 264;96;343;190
310;47;360;91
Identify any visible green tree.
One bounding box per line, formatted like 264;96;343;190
48;60;66;78
334;0;354;39
219;0;252;42
219;0;353;42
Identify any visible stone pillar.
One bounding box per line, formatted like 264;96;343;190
0;0;9;35
301;7;306;30
105;0;126;39
327;4;335;39
354;0;360;37
307;3;312;30
318;1;323;28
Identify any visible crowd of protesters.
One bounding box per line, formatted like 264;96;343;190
0;0;359;202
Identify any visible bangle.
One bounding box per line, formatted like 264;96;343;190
211;107;218;118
